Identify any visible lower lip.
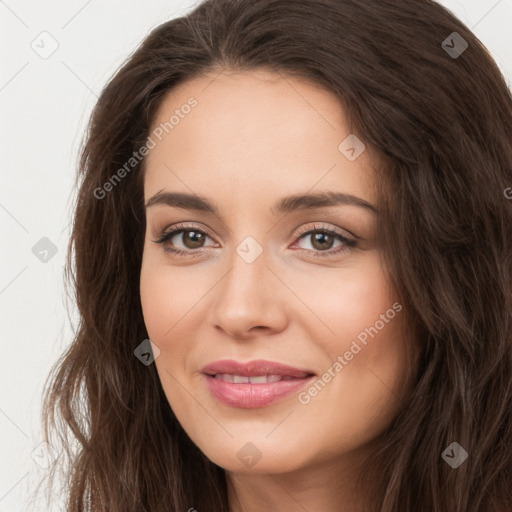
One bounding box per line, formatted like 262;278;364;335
203;374;315;408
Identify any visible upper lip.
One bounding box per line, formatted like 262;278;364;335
201;359;315;378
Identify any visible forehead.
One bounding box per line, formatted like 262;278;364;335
143;69;377;206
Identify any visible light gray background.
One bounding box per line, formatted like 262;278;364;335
1;1;511;510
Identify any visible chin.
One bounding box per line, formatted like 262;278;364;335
195;436;311;475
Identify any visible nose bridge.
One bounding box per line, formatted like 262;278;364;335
211;237;288;336
219;239;270;307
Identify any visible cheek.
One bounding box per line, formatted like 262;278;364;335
139;260;193;403
337;260;406;391
288;253;398;354
139;261;184;359
140;267;172;340
139;252;212;371
292;255;407;434
139;246;196;340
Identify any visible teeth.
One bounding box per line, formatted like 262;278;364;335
216;373;234;383
244;375;265;383
214;374;286;383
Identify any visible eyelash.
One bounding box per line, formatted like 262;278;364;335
152;222;358;259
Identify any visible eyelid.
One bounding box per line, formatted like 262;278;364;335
292;222;356;240
154;222;217;242
154;221;355;244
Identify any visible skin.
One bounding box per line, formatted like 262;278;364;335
140;68;411;511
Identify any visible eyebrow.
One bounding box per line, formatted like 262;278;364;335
145;190;378;215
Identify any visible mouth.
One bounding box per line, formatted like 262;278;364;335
210;374;307;383
201;359;316;408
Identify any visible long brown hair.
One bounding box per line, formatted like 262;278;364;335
39;0;512;510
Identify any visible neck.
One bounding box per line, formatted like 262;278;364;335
226;448;378;512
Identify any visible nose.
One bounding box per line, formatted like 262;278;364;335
210;249;289;340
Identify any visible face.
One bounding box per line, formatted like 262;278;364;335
140;69;410;476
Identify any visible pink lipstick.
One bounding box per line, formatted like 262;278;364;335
201;359;316;408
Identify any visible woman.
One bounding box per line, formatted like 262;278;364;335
40;0;512;510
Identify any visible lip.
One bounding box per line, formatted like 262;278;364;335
201;359;314;378
201;359;316;408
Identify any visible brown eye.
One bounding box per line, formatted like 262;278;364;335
152;224;216;257
308;230;336;251
178;230;206;249
291;224;358;259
